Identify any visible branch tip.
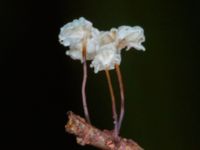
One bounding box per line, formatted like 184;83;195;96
65;111;143;150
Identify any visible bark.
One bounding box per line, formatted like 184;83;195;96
65;111;143;150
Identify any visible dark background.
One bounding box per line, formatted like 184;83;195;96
1;0;199;149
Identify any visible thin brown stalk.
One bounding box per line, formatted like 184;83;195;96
115;64;125;132
105;69;118;137
81;45;91;124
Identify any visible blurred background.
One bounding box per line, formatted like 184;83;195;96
1;0;199;149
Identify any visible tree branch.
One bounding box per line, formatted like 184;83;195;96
65;111;143;150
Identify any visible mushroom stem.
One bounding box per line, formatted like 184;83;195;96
115;64;125;132
81;45;91;124
105;69;118;137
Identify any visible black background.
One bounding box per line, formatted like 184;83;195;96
1;0;200;149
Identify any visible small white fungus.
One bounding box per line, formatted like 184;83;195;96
59;17;100;61
59;17;145;73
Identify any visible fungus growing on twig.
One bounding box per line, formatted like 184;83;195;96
59;17;145;149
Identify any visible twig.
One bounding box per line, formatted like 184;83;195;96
65;111;143;150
